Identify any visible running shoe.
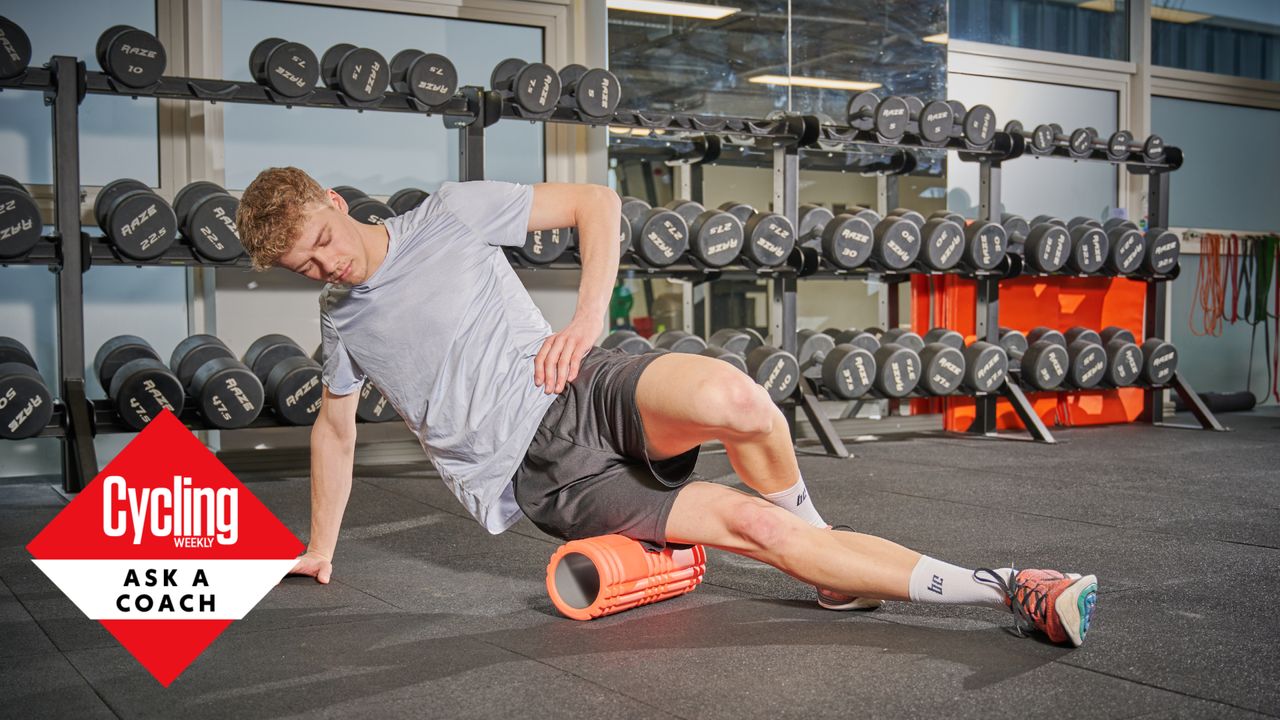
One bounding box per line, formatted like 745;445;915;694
974;567;1097;647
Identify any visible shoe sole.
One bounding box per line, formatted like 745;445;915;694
1054;574;1098;647
817;596;883;611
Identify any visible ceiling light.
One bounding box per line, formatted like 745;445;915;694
1152;6;1212;23
1079;0;1210;22
922;33;948;44
607;0;740;20
748;75;882;92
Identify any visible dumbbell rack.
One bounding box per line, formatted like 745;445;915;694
2;57;1226;488
965;136;1225;440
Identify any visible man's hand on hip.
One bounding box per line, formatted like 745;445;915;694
536;318;599;394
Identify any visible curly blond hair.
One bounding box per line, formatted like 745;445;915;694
236;167;328;270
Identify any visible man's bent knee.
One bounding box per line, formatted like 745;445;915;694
698;376;776;438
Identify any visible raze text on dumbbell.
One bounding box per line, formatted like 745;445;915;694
758;237;786;258
976;354;1001;381
3;386;44;434
129;379;176;422
2;217;34;241
102;475;238;545
274;63;308;89
764;360;792;395
211;378;256;421
120;45;158;60
706;238;740;255
287;374;321;411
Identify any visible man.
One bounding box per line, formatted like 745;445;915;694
236;168;1097;647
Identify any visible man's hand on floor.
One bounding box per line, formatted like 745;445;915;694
287;550;333;584
535;317;599;394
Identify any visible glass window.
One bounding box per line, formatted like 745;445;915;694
0;0;159;186
946;74;1118;220
220;0;544;191
1151;97;1280;232
608;0;789;116
1151;1;1280;82
950;0;1129;61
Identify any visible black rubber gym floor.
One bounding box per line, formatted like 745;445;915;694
3;408;1278;719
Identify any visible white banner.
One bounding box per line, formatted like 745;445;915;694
31;559;297;620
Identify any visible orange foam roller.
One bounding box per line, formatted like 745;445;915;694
546;534;706;621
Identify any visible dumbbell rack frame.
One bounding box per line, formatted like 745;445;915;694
963;138;1225;439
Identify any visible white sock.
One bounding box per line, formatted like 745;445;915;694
908;557;1013;610
762;476;826;528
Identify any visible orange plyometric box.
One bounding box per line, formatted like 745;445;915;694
546;534;706;621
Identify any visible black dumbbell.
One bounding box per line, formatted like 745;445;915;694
868;210;924;271
172;181;244;262
321;43;390;102
389;49;458;106
557;64;622;119
511;227;574;265
490;58;561;114
1144;227;1180;276
1103;219;1178;276
915;329;968;396
959;219;1008;272
249;38;320;98
663;200;744;268
796;204;874;271
311;345;399;423
653;330;707;354
619;197;688;267
796;330;876;400
0;337;53;440
387;188;430;215
96;25;166;88
333;185;395;225
944;100;997;148
1099;327;1144;387
1103;130;1165;163
0;174;42;260
601;330;654;355
1004;121;1054;157
717;202;796;268
1006;216;1071;274
929;209;968;226
1062;220;1109;275
909;213;967;272
1064;125;1102;159
94;335;185;430
997;329;1068;391
0;16;32;80
846;92;911;142
170;335;264;429
1029;327;1107;390
904;97;955;145
1139;337;1178;386
707;328;767;356
961;338;1010;394
94;179;179;261
825;329;920;398
242;334;323;426
700;329;799;402
1092;219;1147;275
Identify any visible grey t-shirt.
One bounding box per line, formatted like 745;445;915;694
318;180;557;533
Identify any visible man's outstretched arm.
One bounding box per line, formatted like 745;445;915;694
526;183;622;394
290;385;361;583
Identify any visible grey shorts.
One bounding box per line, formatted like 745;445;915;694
513;346;700;552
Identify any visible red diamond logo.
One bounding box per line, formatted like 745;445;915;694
26;410;304;686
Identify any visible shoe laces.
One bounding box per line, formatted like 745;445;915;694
973;567;1049;638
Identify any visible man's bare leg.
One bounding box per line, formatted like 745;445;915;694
636;353;918;597
633;353;1100;649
